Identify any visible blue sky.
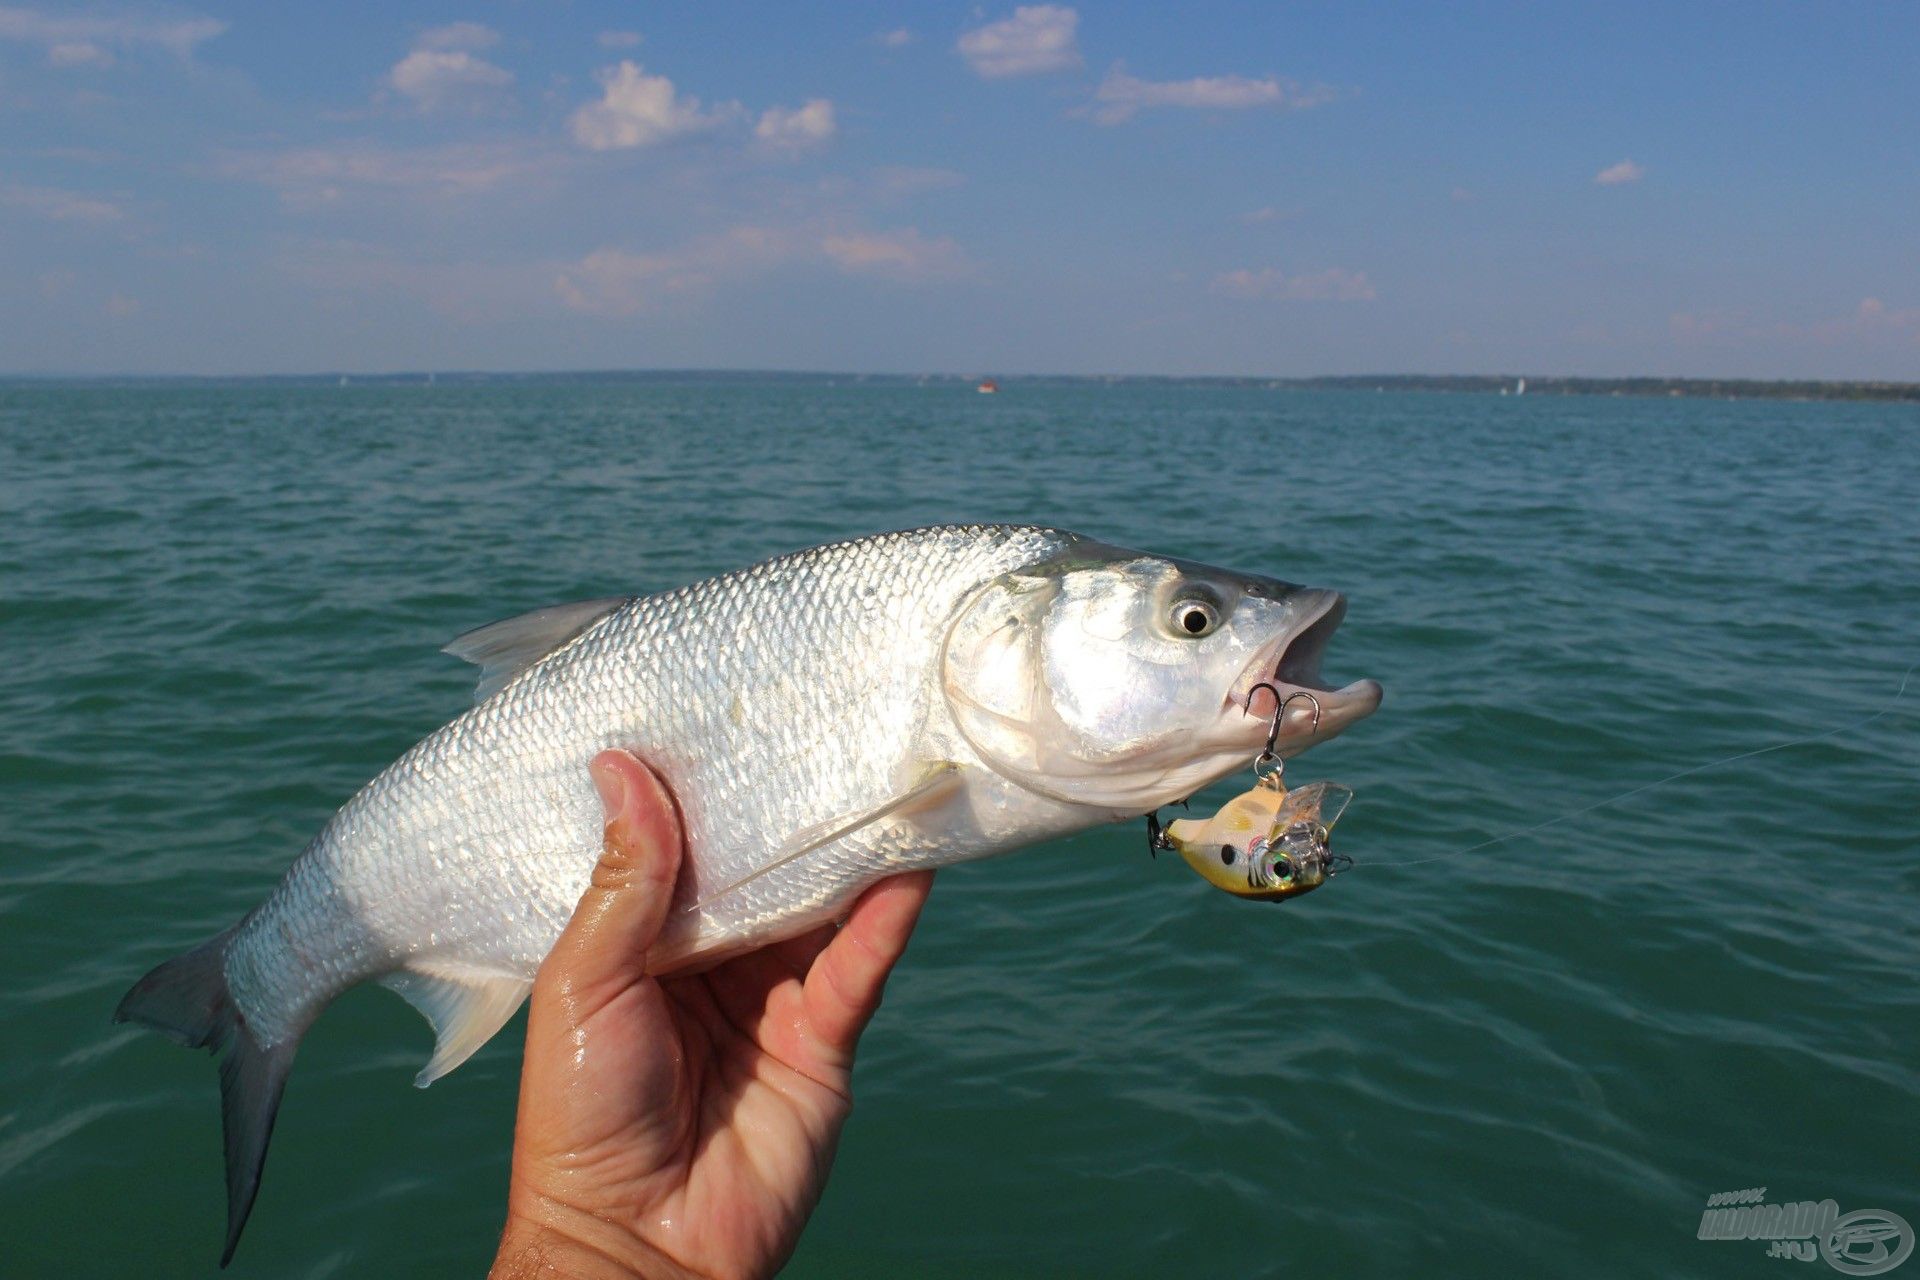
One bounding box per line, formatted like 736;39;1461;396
3;2;1917;377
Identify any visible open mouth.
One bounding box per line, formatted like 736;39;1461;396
1275;593;1346;691
1234;591;1383;746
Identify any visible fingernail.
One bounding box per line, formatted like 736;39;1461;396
592;759;630;822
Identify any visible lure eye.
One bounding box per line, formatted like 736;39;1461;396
1271;854;1294;882
1171;599;1219;637
1219;845;1237;865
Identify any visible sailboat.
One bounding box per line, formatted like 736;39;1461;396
1515;377;1527;396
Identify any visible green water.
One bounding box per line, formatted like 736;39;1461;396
2;380;1914;1278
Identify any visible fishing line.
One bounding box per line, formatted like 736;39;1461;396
1350;659;1917;871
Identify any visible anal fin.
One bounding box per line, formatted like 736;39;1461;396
380;966;532;1088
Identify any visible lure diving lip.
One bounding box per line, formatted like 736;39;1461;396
1160;777;1353;902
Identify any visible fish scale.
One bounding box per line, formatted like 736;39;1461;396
115;522;1376;1265
231;524;1070;1047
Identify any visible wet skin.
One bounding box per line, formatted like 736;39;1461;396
491;750;933;1280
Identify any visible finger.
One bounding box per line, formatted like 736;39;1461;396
804;871;934;1061
769;923;836;977
540;750;684;1002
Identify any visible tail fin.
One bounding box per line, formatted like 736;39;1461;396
114;930;299;1267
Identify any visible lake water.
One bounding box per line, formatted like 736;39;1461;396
1;379;1914;1278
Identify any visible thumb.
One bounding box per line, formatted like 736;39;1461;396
540;749;684;1001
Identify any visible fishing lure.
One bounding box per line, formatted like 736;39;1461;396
1151;776;1353;901
1146;681;1355;902
1148;660;1918;895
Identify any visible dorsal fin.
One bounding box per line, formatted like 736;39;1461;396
379;964;532;1087
444;596;630;702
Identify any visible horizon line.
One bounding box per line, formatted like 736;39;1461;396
4;367;1918;389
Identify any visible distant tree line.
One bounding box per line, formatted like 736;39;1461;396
10;370;1917;401
1270;374;1920;402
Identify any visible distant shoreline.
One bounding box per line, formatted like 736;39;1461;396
1259;374;1920;402
3;370;1916;402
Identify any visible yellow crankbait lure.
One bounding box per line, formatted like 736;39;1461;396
1151;776;1353;902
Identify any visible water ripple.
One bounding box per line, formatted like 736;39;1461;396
1;382;1915;1278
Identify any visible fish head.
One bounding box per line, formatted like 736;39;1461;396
942;542;1382;811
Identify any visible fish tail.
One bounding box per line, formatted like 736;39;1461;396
114;927;298;1268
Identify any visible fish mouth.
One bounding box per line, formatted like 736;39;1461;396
1232;590;1383;752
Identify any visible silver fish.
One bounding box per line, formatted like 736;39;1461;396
116;524;1381;1261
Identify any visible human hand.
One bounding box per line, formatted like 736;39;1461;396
489;749;934;1280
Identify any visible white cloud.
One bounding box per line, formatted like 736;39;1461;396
870;166;965;198
1089;65;1332;125
46;39;110;67
1211;267;1376;302
0;181;124;223
0;5;225;60
568;61;740;150
1594;159;1644;186
1240;205;1288;224
1829;297;1920;341
388;49;513;111
274;238;553;323
1671;298;1920;349
221;142;546;204
755;98;836;153
822;228;967;281
1667;309;1751;343
104;292;140;317
415;21;498;52
556;226;797;317
555;248;665;316
597;29;642;49
957;6;1080;78
386;25;511;112
874;28;913;49
557;224;970;316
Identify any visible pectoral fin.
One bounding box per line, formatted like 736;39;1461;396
380;965;533;1087
692;762;963;913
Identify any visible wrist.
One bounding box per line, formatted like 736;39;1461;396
490;1210;701;1280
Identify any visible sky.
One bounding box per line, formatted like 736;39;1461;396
2;2;1917;378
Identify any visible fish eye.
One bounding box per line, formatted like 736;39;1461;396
1170;598;1219;637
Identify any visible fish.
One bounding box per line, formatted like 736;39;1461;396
114;524;1382;1262
1162;777;1355;901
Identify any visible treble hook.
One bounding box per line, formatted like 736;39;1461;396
1145;810;1170;857
1283;689;1324;735
1243;682;1324;779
